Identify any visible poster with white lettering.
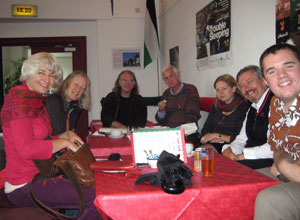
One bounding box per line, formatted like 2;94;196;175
196;0;231;70
276;0;300;51
276;0;290;44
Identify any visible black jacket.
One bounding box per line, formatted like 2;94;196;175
245;90;274;148
45;93;82;135
101;92;147;128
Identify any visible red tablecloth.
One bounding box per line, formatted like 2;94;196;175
87;135;132;157
94;154;278;220
90;120;103;133
90;120;156;134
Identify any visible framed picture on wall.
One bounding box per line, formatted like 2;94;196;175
112;48;141;69
169;46;179;68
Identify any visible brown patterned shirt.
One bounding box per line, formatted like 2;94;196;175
268;95;300;160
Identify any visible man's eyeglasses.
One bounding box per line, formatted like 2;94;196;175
120;79;135;84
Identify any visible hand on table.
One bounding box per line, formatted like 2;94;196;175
200;133;214;144
237;153;245;160
222;147;238;160
111;121;127;129
210;138;223;143
201;133;224;144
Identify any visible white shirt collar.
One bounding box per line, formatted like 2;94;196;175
251;89;270;111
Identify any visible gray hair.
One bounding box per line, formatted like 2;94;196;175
20;52;63;87
162;65;181;78
236;65;263;84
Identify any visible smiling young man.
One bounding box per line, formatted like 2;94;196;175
155;65;201;146
254;44;300;220
222;65;274;169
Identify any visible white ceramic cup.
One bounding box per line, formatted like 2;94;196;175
111;129;122;137
185;143;194;155
147;159;158;168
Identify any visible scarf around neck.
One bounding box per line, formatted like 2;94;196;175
217;94;245;112
0;82;52;134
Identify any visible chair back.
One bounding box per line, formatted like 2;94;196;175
200;97;216;112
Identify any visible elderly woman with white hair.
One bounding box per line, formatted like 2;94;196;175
0;52;101;219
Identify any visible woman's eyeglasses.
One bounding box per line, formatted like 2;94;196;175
120;79;135;84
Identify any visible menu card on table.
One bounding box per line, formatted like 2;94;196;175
131;128;187;164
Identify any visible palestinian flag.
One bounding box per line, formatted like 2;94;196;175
144;0;160;68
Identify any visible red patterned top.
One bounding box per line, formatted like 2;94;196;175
0;83;54;186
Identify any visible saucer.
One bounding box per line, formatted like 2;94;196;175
187;151;195;158
108;134;124;139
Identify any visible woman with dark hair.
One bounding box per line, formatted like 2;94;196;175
199;74;250;153
46;71;91;135
101;70;147;128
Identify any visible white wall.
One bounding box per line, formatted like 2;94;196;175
0;0;277;128
0;0;112;19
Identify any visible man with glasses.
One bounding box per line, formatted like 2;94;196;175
155;65;201;146
101;70;147;128
222;65;274;169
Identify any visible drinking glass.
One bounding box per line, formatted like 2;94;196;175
201;147;214;176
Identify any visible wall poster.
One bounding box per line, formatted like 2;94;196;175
196;0;231;71
276;0;290;44
276;0;300;51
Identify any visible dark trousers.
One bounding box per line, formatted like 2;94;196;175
238;158;274;169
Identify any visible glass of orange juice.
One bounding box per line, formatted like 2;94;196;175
201;147;214;176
